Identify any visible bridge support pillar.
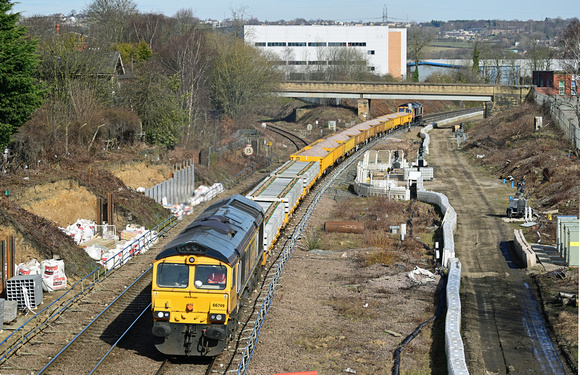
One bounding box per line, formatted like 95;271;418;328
484;101;494;118
357;98;370;119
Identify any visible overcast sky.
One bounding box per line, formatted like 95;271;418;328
12;0;580;23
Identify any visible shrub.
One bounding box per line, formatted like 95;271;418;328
303;230;322;251
360;248;399;267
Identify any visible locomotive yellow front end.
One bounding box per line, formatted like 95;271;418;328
152;255;235;356
151;194;265;357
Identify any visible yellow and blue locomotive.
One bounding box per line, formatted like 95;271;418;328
151;194;265;356
397;102;423;123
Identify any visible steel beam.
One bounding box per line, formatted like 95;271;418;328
276;91;493;102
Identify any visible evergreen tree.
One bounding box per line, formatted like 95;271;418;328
472;44;480;73
0;0;44;148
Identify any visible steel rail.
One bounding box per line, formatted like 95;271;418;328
236;125;412;375
36;266;153;374
0;215;177;365
422;107;482;124
155;359;169;375
88;302;152;374
264;124;309;151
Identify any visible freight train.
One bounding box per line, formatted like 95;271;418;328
151;103;423;356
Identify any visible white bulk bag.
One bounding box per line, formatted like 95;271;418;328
41;259;67;292
16;259;41;275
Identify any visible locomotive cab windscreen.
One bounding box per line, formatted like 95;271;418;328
155;262;228;290
194;264;227;290
156;263;189;288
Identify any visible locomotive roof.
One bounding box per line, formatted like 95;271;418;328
155;194;264;265
398;102;423;109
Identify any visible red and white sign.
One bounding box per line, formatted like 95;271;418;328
243;145;254;156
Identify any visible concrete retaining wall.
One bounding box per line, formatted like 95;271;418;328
513;229;537;268
434;111;484;127
417;123;468;375
420;124;432;155
417;190;457;267
446;258;469;375
354;183;410;200
417;190;467;375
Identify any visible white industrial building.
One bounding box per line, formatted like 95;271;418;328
244;25;407;80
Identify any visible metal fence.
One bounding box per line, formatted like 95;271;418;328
211;129;259;156
0;215;178;364
533;91;580;150
145;160;195;205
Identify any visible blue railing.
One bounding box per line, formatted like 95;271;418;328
0;215;178;363
0;155;272;364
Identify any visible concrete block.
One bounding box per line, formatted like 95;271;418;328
4;299;17;323
514;229;537;268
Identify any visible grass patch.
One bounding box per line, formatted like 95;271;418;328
302;230;322;250
360;248;399;266
319;231;365;250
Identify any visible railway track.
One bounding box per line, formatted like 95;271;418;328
429;123;566;374
0;109;479;374
37;268;152;374
263;123;309;151
99;109;478;374
264;107;481;152
153;357;215;375
422;107;483;124
208;124;416;374
0;161;274;375
0;259;161;374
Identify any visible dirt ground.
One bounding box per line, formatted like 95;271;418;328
247;132;445;375
246;117;578;375
16;162;173;229
0;162;173;270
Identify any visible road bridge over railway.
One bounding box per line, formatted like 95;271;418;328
278;81;534;118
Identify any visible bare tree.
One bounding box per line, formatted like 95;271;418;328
324;47;370;81
120;68;185;148
526;39;553;73
157;28;211;145
208;33;281;118
229;5;248;38
407;28;435;82
126;13;165;50
84;0;138;47
172;9;200;36
557;20;580;112
478;43;513;84
558;20;580;75
20;15;84;43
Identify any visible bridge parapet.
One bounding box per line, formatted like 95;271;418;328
279;81;533;108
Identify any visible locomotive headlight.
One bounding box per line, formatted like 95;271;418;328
209;313;226;322
155;311;170;320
